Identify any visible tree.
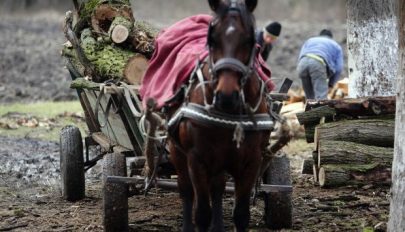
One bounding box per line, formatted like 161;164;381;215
388;0;405;230
347;0;398;97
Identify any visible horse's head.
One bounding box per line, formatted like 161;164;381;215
207;0;257;112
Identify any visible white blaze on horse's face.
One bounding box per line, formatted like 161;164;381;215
225;25;236;37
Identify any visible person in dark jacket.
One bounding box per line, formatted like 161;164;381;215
256;21;282;61
297;29;343;100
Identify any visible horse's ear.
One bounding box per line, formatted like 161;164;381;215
245;0;258;12
208;0;221;12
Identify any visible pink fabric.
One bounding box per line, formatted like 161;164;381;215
140;14;274;109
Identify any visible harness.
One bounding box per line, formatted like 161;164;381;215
167;0;274;148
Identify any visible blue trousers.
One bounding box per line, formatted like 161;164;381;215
297;57;328;100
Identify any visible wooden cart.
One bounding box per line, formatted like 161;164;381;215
60;59;293;231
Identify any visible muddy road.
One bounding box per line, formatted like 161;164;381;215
0;135;390;231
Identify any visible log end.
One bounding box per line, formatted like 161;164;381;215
124;55;149;85
111;25;130;44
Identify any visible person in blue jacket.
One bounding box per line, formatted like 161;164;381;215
297;29;343;100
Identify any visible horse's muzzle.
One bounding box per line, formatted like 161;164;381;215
214;90;240;112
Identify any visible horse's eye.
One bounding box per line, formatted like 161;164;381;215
209;33;220;48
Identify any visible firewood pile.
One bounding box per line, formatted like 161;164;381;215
280;78;350;139
297;96;396;188
61;0;159;85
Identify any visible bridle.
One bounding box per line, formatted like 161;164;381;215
167;1;274;148
206;0;257;88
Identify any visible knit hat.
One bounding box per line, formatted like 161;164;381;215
264;22;282;37
320;29;333;38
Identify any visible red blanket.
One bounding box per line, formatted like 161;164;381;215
140;14;274;109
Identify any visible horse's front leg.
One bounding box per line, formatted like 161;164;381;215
170;144;194;232
210;174;226;232
232;150;262;232
189;151;211;232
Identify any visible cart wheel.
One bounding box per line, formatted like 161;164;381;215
263;153;293;229
103;153;128;232
60;125;85;201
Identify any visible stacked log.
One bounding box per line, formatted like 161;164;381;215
297;96;396;188
62;0;159;85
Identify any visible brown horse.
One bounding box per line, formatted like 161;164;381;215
167;0;273;231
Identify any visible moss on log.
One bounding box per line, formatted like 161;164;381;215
80;0;130;19
79;28;148;83
70;78;101;90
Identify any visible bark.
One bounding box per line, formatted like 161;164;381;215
347;0;398;97
314;118;395;148
388;0;405;230
319;164;392;188
318;140;394;167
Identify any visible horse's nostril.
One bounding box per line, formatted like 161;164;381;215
214;91;240;111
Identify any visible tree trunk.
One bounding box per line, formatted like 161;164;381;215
347;0;398;97
314;118;395;149
318;140;394;167
388;0;405;230
319;164;392;188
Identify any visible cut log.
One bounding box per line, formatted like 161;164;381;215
314;118;395;150
318;140;394;167
296;105;336;125
304;96;396;117
123;55;149;85
78;28;148;83
319;164;392;188
90;3;134;34
301;159;314;174
296;105;336;143
109;16;133;44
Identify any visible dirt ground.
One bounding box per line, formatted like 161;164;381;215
0;9;389;232
0;134;390;232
